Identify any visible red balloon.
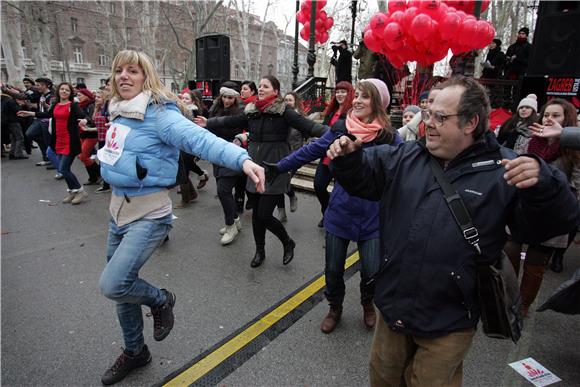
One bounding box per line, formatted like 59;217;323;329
440;12;461;40
458;19;477;46
320;31;329;43
363;29;382;52
300;27;309;41
411;14;435;40
316;0;327;10
383;22;404;50
388;0;407;14
301;0;312;10
296;10;308;25
370;12;389;32
401;7;419;32
390;10;404;25
325;16;334;29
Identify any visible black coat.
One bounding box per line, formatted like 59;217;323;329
505;40;532;78
206;98;327;194
482;47;506;79
331;132;579;337
332;47;352;83
36;101;84;157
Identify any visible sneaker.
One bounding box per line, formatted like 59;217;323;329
197;171;209;189
290;196;298;212
54;173;63;180
62;191;76;203
36;160;50;166
150;289;176;341
220;224;239;245
101;345;152;385
219;217;242;235
71;189;89;205
95;186;111;193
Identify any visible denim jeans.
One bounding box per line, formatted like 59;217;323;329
99;214;173;352
46;147;61;172
25;119;50;160
58;154;81;190
324;232;380;305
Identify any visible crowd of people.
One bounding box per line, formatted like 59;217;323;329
2;45;580;386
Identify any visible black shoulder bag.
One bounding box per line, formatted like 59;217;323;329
429;157;523;343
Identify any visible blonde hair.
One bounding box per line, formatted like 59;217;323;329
109;50;177;105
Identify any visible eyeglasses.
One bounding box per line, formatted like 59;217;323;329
421;110;462;127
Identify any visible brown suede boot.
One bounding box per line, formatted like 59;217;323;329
320;305;342;334
362;301;376;329
520;264;546;317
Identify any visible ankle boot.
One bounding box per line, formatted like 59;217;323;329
362;300;376;329
320;304;343;334
550;251;564;273
251;245;266;268
84;162;101;185
520;264;546;317
282;238;296;265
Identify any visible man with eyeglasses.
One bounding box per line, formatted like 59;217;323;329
326;75;579;386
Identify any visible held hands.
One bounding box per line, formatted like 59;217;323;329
326;135;362;160
261;161;280;185
501;156;540;189
529;120;563;139
193;116;207;127
242;159;266;193
78;119;88;130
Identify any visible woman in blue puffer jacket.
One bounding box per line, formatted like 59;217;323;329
268;79;401;334
96;50;264;386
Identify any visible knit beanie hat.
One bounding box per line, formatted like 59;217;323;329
362;78;390;109
492;39;502;47
419;91;429;102
403;105;421;115
518;27;529;35
517;94;537;112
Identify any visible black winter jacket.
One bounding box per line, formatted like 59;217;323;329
331;132;579;337
206;98;327;194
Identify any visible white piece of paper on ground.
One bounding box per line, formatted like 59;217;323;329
509;357;561;386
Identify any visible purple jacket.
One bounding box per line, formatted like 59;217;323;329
278;119;402;241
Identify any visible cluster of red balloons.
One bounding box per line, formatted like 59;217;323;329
296;0;334;43
363;0;495;68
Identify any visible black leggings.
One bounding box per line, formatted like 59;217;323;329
314;162;332;216
217;176;239;225
247;192;289;247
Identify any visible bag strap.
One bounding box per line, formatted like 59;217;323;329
429;157;482;255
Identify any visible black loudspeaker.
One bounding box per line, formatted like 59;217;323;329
527;1;580;77
195;35;230;80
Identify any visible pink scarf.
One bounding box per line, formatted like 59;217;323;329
346;110;382;143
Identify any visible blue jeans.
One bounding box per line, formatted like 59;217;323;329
46;147;61;173
99;215;173;352
58;154;81;190
325;232;380;305
25;119;50;159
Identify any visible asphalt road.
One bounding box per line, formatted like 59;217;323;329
2;152;579;387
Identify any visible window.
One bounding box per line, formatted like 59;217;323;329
100;79;107;87
22;47;28;59
109;2;115;13
76;77;85;85
235;64;240;78
71;17;78;33
98;54;109;66
126;27;131;42
267;64;273;76
73;47;83;63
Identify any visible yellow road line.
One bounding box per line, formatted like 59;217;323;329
164;251;360;387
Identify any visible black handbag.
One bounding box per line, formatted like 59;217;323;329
429;157;523;343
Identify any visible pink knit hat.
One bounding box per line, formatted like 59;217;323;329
361;78;391;109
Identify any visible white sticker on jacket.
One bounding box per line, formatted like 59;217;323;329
97;123;132;166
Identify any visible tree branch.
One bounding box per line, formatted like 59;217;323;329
161;5;192;54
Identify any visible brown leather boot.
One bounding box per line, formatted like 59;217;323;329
320;305;342;334
362;301;376;329
520;264;546;317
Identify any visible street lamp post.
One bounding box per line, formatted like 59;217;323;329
306;0;317;78
292;0;300;89
350;1;358;47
